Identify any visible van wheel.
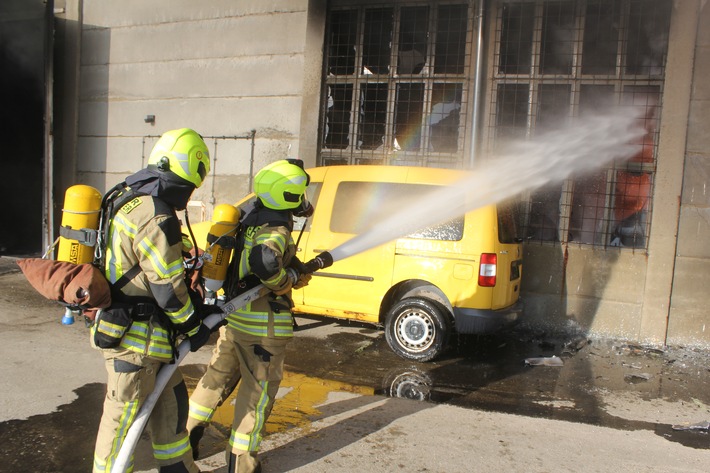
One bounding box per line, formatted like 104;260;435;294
384;298;450;362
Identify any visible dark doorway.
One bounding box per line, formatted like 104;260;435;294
0;0;51;255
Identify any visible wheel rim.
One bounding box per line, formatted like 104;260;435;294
394;307;435;353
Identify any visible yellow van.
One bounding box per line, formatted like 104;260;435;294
197;165;523;362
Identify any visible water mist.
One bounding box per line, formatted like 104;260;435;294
327;108;647;263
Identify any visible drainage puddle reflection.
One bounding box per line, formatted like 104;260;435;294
1;329;707;470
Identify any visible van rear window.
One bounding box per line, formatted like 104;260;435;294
331;181;464;241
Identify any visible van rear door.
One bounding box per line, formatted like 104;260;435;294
490;203;523;309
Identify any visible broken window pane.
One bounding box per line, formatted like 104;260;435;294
579;84;615;115
398;6;429;75
625;0;671;76
435;4;468;74
490;1;668;249
394;83;424;152
499;2;535;74
363;8;393;75
528;185;563;241
621;85;660;167
496;83;529;142
582;0;621;75
568;85;616;244
323;84;353;150
358;83;389;150
430;83;462;153
498;200;523;244
569;171;609;244
537;84;571;133
609;86;659;248
328;9;357;75
320;3;474;165
540;2;576;75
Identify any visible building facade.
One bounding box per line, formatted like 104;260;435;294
51;0;709;347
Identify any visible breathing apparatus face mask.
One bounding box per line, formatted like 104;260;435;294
293;196;314;218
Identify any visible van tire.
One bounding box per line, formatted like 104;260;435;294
385;298;450;362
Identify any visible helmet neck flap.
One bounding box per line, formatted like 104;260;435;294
124;167;196;210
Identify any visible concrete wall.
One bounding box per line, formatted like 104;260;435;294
520;245;647;339
58;0;709;347
668;2;710;346
75;0;315;220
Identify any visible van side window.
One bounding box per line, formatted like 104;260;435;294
331;181;463;241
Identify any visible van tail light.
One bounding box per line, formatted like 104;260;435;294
478;253;497;287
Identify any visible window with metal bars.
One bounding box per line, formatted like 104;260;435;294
320;2;474;168
489;0;670;249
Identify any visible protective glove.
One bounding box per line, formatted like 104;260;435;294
292;273;312;290
211;316;228;332
188;323;211;352
274;268;299;296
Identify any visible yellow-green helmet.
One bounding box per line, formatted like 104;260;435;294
148;128;210;188
253;159;310;210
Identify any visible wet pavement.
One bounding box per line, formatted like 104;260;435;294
180;316;710;468
0;256;708;472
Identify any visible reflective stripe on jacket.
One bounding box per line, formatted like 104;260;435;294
103;195;199;360
226;222;295;339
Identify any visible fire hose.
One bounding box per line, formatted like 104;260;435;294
110;252;333;473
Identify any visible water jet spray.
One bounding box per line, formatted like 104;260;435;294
327;109;646;262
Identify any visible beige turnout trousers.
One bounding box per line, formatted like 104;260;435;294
94;350;199;473
187;326;289;473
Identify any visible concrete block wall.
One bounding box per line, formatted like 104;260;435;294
76;0;310;218
668;3;710;346
520;244;647;340
519;1;710;349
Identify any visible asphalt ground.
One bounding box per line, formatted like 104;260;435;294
1;255;708;473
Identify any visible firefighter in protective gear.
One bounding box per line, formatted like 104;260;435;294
187;159;313;473
92;128;212;473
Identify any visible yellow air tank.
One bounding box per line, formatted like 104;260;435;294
57;184;102;265
202;204;241;292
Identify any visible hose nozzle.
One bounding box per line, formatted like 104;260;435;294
303;251;334;273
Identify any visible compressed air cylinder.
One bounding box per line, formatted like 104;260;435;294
57;184;102;265
202;204;240;292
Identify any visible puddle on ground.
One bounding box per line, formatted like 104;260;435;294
181;326;709;456
2;327;707;470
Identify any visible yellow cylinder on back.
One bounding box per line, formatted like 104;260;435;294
202;204;241;292
57;184;102;264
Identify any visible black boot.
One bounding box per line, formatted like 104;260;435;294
189;425;205;460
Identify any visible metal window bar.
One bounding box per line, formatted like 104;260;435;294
321;2;475;168
487;0;669;250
